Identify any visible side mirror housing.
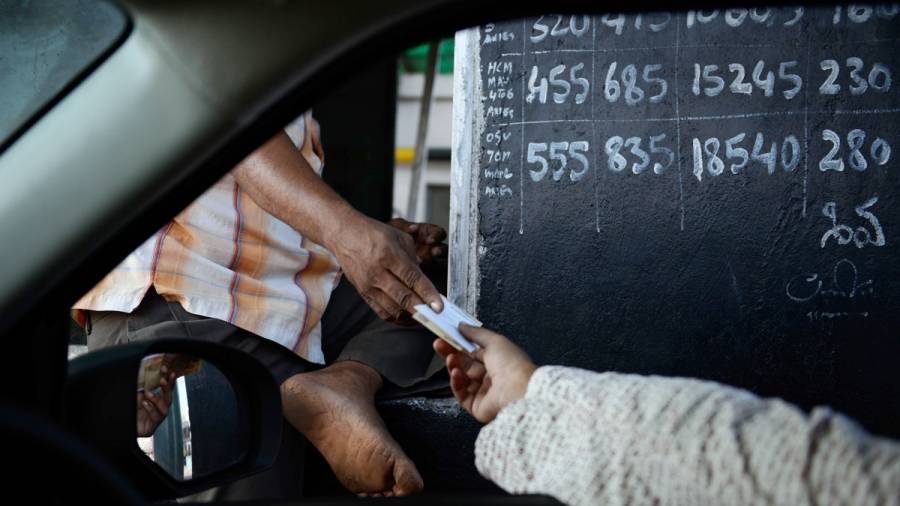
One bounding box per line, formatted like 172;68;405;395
65;339;282;500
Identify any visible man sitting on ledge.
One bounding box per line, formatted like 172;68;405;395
75;112;448;497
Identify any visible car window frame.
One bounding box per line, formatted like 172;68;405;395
0;0;133;154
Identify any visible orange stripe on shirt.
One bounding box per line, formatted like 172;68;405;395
72;114;341;364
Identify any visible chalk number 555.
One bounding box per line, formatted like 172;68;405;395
527;141;590;182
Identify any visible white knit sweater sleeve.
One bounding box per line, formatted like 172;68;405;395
474;366;900;506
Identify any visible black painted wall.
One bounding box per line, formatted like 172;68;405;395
476;7;900;437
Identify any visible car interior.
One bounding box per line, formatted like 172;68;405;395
1;0;897;504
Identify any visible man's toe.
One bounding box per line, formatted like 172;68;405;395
391;458;424;496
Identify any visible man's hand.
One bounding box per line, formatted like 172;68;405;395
333;215;444;321
232;132;444;322
433;325;537;423
136;368;176;437
387;218;448;264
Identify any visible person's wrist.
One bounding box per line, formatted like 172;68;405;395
514;362;538;401
322;206;371;256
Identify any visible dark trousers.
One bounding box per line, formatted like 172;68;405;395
87;279;447;501
87;278;446;396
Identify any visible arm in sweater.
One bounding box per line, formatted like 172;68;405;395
475;366;900;506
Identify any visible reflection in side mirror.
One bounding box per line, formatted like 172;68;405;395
66;339;281;500
136;354;245;481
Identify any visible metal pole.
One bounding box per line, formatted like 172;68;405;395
406;40;440;220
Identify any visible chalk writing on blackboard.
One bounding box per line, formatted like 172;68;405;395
786;258;875;303
461;3;900;439
476;8;899;232
820;197;886;249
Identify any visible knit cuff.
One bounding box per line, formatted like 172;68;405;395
474;395;573;499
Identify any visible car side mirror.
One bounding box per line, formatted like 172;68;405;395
65;339;281;500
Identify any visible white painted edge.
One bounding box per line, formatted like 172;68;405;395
449;27;482;316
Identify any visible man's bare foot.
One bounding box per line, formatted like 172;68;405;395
281;361;424;497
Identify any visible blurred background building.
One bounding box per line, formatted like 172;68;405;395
393;39;455;231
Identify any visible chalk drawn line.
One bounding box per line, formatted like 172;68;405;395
491;107;900;127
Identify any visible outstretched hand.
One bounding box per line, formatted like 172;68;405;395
136;367;176;437
334;216;444;322
433;325;536;423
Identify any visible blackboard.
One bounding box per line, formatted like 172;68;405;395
450;5;900;437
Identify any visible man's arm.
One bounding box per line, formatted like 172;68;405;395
232;131;443;319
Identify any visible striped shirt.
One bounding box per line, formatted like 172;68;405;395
73;112;341;363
